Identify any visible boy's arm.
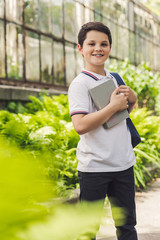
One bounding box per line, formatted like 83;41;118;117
71;87;128;135
118;85;137;113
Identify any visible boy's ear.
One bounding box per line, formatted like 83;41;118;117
77;44;83;55
108;44;112;55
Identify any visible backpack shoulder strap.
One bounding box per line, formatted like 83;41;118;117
110;72;125;86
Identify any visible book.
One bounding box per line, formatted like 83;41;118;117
89;79;129;129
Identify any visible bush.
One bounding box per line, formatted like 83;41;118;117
2;95;79;196
1;93;160;189
130;108;160;188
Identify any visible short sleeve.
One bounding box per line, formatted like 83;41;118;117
68;81;90;117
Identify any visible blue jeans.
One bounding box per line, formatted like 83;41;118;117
78;166;138;240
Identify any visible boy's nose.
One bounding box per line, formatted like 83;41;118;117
95;44;102;51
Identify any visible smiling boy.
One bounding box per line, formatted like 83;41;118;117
68;22;138;240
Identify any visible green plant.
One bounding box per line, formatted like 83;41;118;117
0;137;54;240
2;95;79;195
0;137;105;240
7;56;21;79
130;108;160;188
2;93;160;191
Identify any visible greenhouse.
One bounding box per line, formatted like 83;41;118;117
0;0;160;90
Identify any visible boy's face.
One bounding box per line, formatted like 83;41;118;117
78;30;111;71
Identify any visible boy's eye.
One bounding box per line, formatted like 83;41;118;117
102;43;108;46
88;43;109;47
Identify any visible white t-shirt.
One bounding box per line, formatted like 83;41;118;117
68;68;136;172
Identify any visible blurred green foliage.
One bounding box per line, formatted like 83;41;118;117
0;137;54;240
0;137;108;240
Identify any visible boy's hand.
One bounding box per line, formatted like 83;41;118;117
110;88;129;111
117;85;137;104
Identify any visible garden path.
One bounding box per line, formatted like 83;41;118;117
97;178;160;240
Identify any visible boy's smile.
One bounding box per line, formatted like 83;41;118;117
77;30;111;75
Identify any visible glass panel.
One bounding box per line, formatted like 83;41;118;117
101;0;109;16
64;0;76;42
145;40;149;63
102;0;115;18
142;38;146;62
41;36;53;84
134;34;138;65
6;23;23;79
157;23;160;43
148;18;153;39
77;0;84;4
84;0;94;8
114;0;128;27
117;27;129;59
94;12;102;21
155;45;160;70
102;17;109;30
106;20;117;57
128;1;134;31
53;41;65;85
0;0;4;18
94;0;101;13
65;43;76;86
148;41;153;67
76;47;84;75
39;0;52;33
6;0;22;22
75;2;85;34
140;37;144;63
0;20;5;77
135;34;141;65
129;31;135;64
116;26;122;59
24;0;39;29
124;29;129;59
85;7;94;23
52;0;63;37
26;31;40;81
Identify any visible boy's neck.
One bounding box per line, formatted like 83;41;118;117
85;65;106;76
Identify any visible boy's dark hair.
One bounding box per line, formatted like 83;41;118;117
78;21;112;47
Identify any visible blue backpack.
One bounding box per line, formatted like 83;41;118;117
110;72;141;148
